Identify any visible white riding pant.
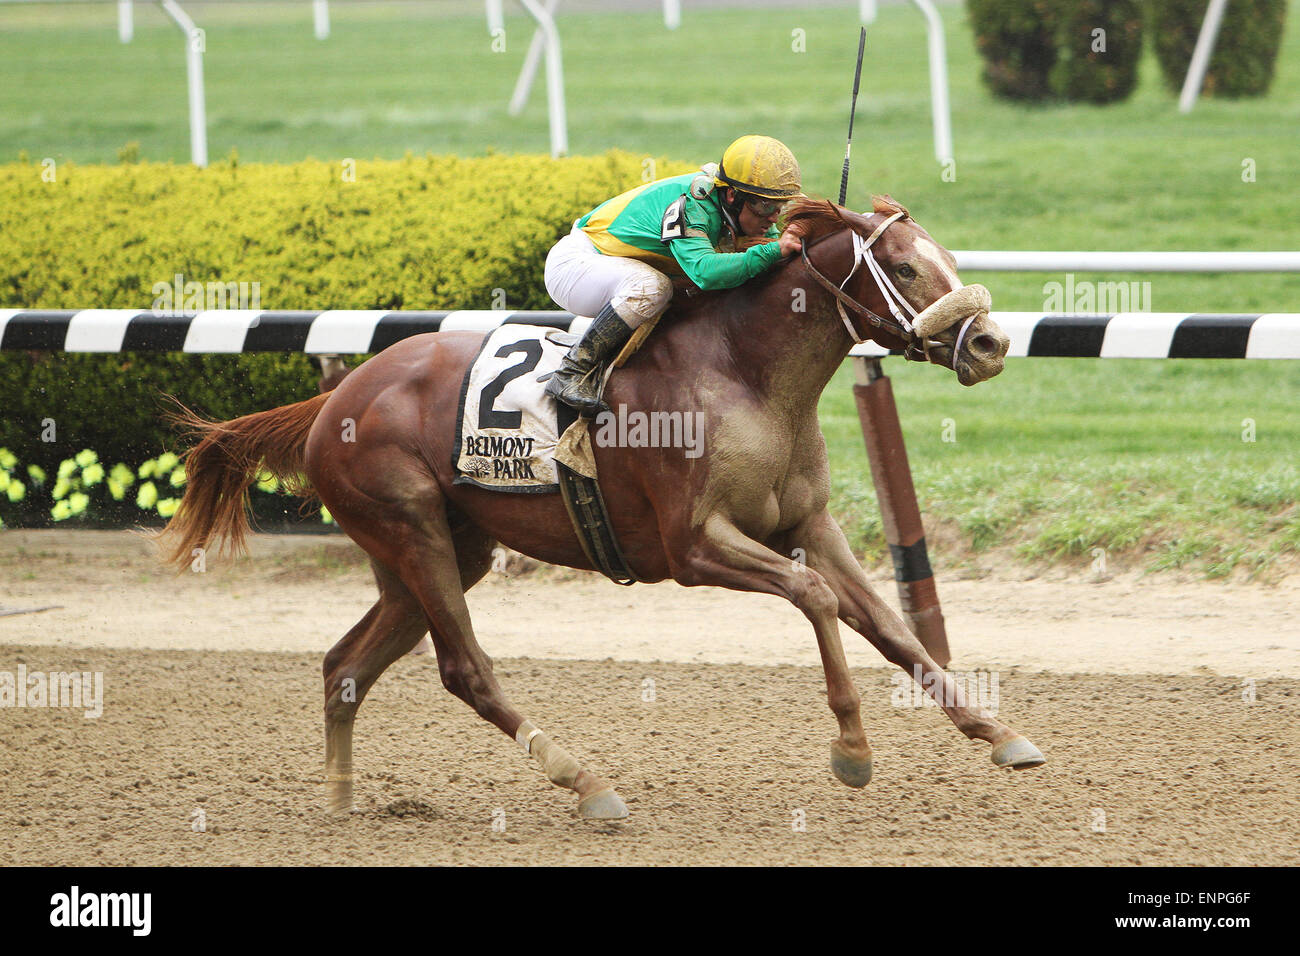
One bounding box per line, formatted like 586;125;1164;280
544;226;674;329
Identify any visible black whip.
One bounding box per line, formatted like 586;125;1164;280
838;27;867;207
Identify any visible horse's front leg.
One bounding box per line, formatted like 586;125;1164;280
792;509;1045;770
672;514;874;788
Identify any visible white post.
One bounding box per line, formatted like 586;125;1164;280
486;0;504;36
664;0;681;30
510;0;567;158
508;3;548;116
118;0;133;43
911;0;953;164
859;0;877;24
313;0;330;41
159;0;208;168
1179;0;1230;113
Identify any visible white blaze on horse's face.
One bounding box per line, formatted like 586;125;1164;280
891;223;1011;386
912;237;962;295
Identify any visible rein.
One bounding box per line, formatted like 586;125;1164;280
799;211;931;363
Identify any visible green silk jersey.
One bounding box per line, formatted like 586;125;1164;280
575;173;783;291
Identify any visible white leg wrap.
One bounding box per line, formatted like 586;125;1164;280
515;719;581;789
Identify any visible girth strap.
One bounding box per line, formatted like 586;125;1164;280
555;460;640;586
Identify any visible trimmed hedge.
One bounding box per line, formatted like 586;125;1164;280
967;0;1144;103
967;0;1059;101
0;442;336;530
1150;0;1287;98
0;151;686;311
0;151;690;514
1049;1;1144;103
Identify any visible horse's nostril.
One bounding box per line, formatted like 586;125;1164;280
971;334;997;354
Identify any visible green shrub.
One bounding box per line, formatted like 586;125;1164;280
1048;1;1144;103
967;0;1144;103
0;151;685;313
0;351;322;481
0;444;331;529
0;151;691;490
967;0;1059;100
1150;0;1287;98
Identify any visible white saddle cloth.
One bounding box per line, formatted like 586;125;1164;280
453;325;577;493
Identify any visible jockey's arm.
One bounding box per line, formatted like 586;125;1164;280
668;200;784;291
670;235;783;291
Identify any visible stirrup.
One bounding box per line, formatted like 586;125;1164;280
546;366;609;417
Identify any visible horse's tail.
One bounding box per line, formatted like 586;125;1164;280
154;392;331;571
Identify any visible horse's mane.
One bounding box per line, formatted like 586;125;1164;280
780;194;911;242
733;195;910;251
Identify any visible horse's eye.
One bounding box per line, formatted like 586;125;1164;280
897;263;917;280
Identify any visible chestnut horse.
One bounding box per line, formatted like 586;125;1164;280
158;197;1044;821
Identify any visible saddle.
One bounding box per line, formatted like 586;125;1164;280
452;324;641;585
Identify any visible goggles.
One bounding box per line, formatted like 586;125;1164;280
743;196;785;218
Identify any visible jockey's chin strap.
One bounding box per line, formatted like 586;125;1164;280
799;210;953;365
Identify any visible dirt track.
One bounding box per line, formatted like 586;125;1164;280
2;531;1298;865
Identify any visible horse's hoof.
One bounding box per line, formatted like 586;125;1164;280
830;739;873;788
325;796;354;815
326;775;354;814
577;788;629;821
991;735;1046;770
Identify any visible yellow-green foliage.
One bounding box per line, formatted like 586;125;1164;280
0;152;693;483
0;152;691;310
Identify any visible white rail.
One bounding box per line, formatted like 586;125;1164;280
953;251;1300;273
663;0;680;30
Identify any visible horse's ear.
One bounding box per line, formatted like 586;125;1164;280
871;194;910;220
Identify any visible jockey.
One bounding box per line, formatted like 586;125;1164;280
544;134;805;415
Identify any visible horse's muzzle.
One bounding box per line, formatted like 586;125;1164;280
913;284;992;338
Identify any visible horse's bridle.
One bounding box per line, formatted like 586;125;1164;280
799;211;968;364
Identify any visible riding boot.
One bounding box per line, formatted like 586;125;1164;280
545;302;635;417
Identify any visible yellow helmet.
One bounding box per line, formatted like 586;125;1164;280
714;135;802;200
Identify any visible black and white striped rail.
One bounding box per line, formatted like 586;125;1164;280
0;309;1296;359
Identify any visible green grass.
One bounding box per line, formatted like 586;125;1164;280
821;357;1300;578
1;1;1297;576
3;2;1298;308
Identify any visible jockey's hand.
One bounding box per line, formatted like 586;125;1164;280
777;229;803;258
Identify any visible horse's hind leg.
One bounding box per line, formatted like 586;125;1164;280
323;561;428;813
323;528;498;812
359;558;431;656
344;508;629;820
